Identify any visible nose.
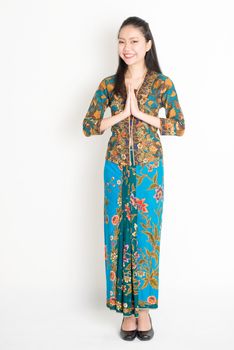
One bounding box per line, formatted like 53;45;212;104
123;43;132;51
123;47;133;53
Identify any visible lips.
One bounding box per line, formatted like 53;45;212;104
124;54;135;58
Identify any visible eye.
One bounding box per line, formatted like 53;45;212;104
133;41;138;43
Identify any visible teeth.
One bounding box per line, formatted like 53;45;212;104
124;54;134;58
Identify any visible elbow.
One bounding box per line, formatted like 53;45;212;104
176;113;185;136
82;120;104;136
177;118;185;135
82;121;91;137
83;129;90;137
159;119;185;136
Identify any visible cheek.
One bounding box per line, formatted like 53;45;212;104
118;49;124;57
118;45;124;53
136;47;146;56
119;51;124;59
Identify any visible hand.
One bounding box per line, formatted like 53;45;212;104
130;84;140;118
122;83;131;119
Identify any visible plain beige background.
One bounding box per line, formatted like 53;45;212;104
0;0;234;349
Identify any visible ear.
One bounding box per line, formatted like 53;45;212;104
146;39;152;52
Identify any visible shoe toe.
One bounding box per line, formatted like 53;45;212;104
120;319;137;341
137;328;154;340
120;329;137;341
136;314;154;340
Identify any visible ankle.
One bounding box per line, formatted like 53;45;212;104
138;311;149;320
138;309;149;315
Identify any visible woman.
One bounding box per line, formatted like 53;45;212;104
82;16;185;341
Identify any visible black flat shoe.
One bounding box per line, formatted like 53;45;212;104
119;318;137;341
136;313;154;341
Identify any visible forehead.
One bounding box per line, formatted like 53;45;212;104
118;25;143;40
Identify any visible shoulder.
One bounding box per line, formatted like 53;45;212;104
153;72;176;94
98;74;116;97
154;72;174;86
102;74;116;87
97;74;116;87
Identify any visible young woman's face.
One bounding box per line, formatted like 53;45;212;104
118;25;151;67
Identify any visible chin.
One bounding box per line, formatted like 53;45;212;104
123;59;137;66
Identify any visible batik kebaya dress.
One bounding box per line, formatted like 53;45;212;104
82;69;185;318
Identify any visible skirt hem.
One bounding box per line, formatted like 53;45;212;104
106;302;158;317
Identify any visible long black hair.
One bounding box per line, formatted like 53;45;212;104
113;16;162;97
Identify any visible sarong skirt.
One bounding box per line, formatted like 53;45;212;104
103;156;164;318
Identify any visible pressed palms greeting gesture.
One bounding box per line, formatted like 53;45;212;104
129;83;140;117
123;83;141;118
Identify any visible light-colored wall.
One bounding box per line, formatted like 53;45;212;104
0;0;233;348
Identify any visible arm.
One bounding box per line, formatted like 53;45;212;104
158;77;185;136
82;78;109;137
137;111;162;129
100;111;128;132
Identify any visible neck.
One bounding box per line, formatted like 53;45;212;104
125;62;148;79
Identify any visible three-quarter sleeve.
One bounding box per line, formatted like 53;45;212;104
82;78;109;137
159;76;185;136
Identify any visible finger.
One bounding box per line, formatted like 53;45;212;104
129;84;133;95
126;84;130;97
128;83;131;94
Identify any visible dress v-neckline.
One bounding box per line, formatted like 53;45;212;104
118;69;158;107
124;69;149;97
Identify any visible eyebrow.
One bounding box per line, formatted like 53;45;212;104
118;37;139;40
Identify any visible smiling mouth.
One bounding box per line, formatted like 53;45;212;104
124;54;135;58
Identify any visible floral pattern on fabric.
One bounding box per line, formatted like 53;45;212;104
104;157;164;317
83;69;185;167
